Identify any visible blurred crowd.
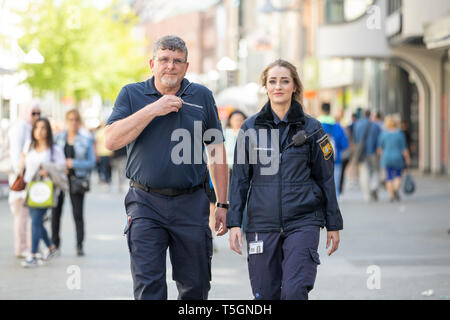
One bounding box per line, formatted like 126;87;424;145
0;99;413;267
317;103;412;203
1;102;127;268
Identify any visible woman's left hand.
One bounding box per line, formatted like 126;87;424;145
326;231;340;256
39;169;48;177
66;158;74;169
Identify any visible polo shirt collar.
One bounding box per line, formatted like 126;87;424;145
144;76;192;97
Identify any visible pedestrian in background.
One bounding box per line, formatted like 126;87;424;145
7;102;41;259
110;146;127;193
94;122;113;186
353;110;381;202
373;111;384;130
224;110;247;178
224;110;247;230
21;118;64;267
318;102;349;198
345;112;359;190
52;109;96;256
377;116;411;202
105;35;228;300
228;59;343;300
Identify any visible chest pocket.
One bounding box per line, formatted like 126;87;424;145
282;143;311;182
179;102;207;133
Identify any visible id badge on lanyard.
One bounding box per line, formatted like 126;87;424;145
249;232;264;255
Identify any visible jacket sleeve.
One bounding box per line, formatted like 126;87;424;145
8;122;28;174
226;123;253;229
310;126;343;231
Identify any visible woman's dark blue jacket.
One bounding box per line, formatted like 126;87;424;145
226;100;343;233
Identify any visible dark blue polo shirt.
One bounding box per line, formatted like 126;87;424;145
107;77;223;189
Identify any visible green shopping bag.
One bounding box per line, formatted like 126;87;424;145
26;179;54;208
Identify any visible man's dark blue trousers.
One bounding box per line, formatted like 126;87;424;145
124;186;212;300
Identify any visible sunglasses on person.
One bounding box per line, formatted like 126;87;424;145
32;111;41;116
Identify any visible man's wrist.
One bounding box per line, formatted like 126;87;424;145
215;202;229;209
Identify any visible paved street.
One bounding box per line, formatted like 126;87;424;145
1;173;450;300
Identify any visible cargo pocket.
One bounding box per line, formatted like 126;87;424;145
123;215;133;253
205;228;213;281
308;248;321;265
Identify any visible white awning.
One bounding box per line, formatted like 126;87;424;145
424;16;450;50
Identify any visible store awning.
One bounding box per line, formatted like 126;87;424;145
424;16;450;50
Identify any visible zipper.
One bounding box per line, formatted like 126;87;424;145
279;152;284;233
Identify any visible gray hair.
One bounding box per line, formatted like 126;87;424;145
152;35;188;61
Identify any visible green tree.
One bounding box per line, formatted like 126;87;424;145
18;0;149;103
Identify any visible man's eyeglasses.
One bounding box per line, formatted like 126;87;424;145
155;57;186;66
32;112;41;116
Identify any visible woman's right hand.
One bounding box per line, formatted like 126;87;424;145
229;227;243;255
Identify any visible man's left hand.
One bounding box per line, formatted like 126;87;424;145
214;207;228;236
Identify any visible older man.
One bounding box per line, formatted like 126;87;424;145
8;102;41;258
105;35;228;300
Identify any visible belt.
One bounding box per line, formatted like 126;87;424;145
130;180;203;197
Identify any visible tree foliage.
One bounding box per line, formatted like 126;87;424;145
18;0;150;102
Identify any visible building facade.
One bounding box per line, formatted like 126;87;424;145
305;0;450;175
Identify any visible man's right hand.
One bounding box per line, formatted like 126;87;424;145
229;227;243;255
149;95;183;117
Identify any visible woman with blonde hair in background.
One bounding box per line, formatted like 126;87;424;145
52;109;95;256
377;116;411;202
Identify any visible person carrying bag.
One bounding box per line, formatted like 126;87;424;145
52;109;95;256
21;118;65;268
354;120;372;164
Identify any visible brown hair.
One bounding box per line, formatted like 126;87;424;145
260;59;304;105
31;117;54;152
65;109;82;123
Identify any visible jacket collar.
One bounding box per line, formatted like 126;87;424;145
143;76;192;97
255;100;306;127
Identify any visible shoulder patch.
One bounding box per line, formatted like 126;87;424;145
319;136;334;160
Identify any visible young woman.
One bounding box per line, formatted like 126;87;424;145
227;59;343;300
52;109;95;256
22;118;65;268
377;116;411;202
